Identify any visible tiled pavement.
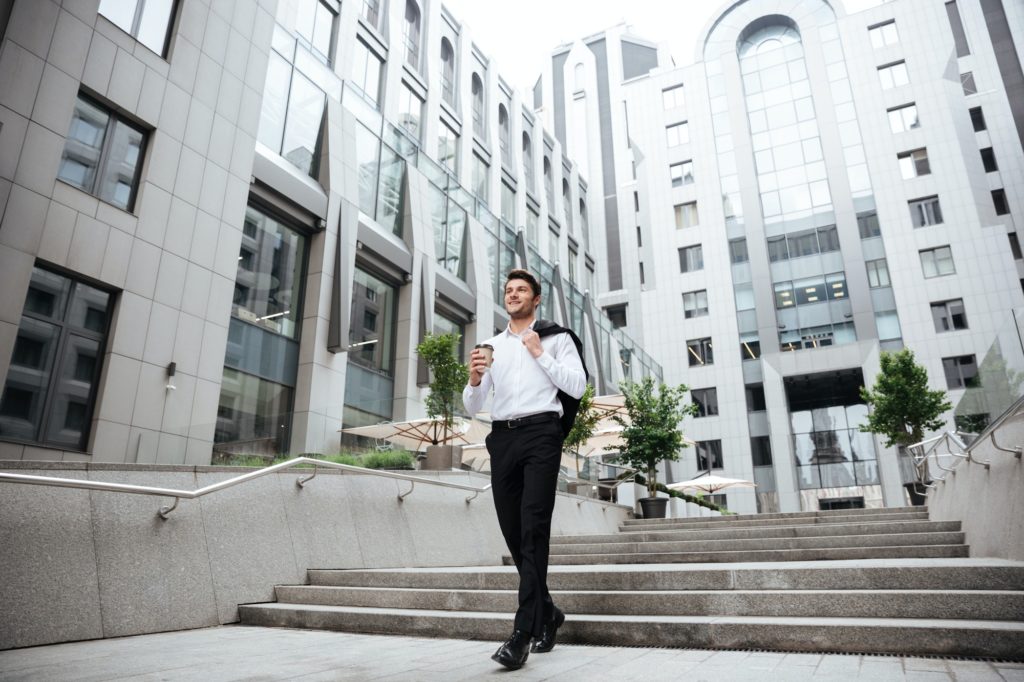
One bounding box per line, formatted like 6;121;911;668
1;626;1022;681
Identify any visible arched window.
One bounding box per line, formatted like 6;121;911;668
543;156;553;204
562;179;573;231
522;131;534;190
403;0;421;70
574;63;585;91
440;38;455;105
498;104;510;157
579;198;588;243
471;73;485;137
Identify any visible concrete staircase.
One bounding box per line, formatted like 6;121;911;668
239;506;1024;659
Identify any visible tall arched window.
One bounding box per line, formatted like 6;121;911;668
403;0;421;70
574;63;585;91
579;198;588;244
522;131;534;191
543;156;552;204
498;104;510;158
562;179;573;231
471;73;485;138
440;38;455;105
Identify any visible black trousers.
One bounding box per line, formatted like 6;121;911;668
486;415;563;636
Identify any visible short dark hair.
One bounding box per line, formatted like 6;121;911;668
505;269;541;297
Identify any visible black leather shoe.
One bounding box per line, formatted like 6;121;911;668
530;608;565;653
491;629;531;670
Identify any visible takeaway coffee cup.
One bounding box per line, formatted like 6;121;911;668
474;343;494;370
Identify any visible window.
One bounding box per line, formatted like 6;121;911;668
670;161;694;187
543;156;553;205
961;71;977;95
562;180;573;231
740;333;761;361
403;0;421;69
691;388;719;417
687;337;713;366
58;93;147;211
0;267;112;450
878;61;909;90
361;0;381;28
636;226;642;247
969;106;986;131
606;305;627;329
522;132;535;191
683;290;708;318
548;227;558;263
679;245;703;273
909;196;943;227
817;225;840;253
397;83;423;143
662;85;685;109
498;105;510;159
98;0;176;55
980;147;998;173
259;50;328;177
440;39;456;106
500;181;515;225
767;236;788;262
942;355;979;389
898;148;930;178
931;299;968;332
729;238;749;264
857;211;881;238
745;384;766;412
993;189;1010;215
751;436;773;466
471;153;489;202
471;73;485;138
888;103;919;133
920;245;955;278
788;230;819;258
945;1;971;56
666;122;689;147
675;201;699;229
868;20;899;48
696;440;724;470
866;259;891;288
294;0;338;64
774;281;794;308
735;284;754;311
351;39;383;107
1009;233;1022;260
438;120;458;173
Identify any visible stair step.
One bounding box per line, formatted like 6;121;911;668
307;559;1024;591
621;506;925;526
542;544;970;565
550;532;965;555
621;511;929;532
238;603;1024;659
272;585;1024;621
553;520;962;545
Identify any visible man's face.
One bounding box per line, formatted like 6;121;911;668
504;278;540;319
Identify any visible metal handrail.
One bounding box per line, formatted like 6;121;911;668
0;457;492;520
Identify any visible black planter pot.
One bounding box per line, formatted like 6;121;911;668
638;497;668;519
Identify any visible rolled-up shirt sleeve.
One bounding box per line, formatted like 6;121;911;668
535;333;586;399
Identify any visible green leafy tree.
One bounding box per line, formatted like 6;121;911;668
562;384;601;477
612;377;698;499
860;349;952;448
415;333;470;443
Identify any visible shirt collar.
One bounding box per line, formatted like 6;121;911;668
504;318;537;338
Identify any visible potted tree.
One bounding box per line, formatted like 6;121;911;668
860;348;951;504
612;377;697;519
562;384;600;495
415;332;470;470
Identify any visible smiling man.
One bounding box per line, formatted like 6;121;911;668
463;269;587;670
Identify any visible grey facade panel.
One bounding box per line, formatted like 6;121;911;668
552;52;568;147
621;42;659;81
587;39;623;290
981;0;1024;154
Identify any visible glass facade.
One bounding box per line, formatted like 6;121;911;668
791;405;878;489
345;268;399;425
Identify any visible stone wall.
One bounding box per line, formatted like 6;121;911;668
0;463;629;650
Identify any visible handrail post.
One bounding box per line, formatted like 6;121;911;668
158;497;180;520
398;481;415;501
989;432;1022;459
296;464;318;488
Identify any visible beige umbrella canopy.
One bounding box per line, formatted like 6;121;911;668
667;474;756;495
341;417;491;452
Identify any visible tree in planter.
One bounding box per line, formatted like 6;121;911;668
562;383;600;478
415;332;470;444
859;348;952;449
612;377;698;502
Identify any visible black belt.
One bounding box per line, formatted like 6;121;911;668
491;412;560;430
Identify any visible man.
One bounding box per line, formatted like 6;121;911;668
463;269;587;670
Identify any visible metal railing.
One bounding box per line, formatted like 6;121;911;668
0;457;492;520
908;395;1024;493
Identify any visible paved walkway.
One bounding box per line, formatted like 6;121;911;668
1;626;1022;681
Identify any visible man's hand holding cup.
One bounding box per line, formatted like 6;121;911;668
469;343;494;386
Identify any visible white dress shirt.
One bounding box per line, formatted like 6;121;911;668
462;321;587;420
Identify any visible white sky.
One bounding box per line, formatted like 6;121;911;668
441;0;883;94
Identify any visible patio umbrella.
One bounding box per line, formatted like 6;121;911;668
341;417;491;452
666;473;757;495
